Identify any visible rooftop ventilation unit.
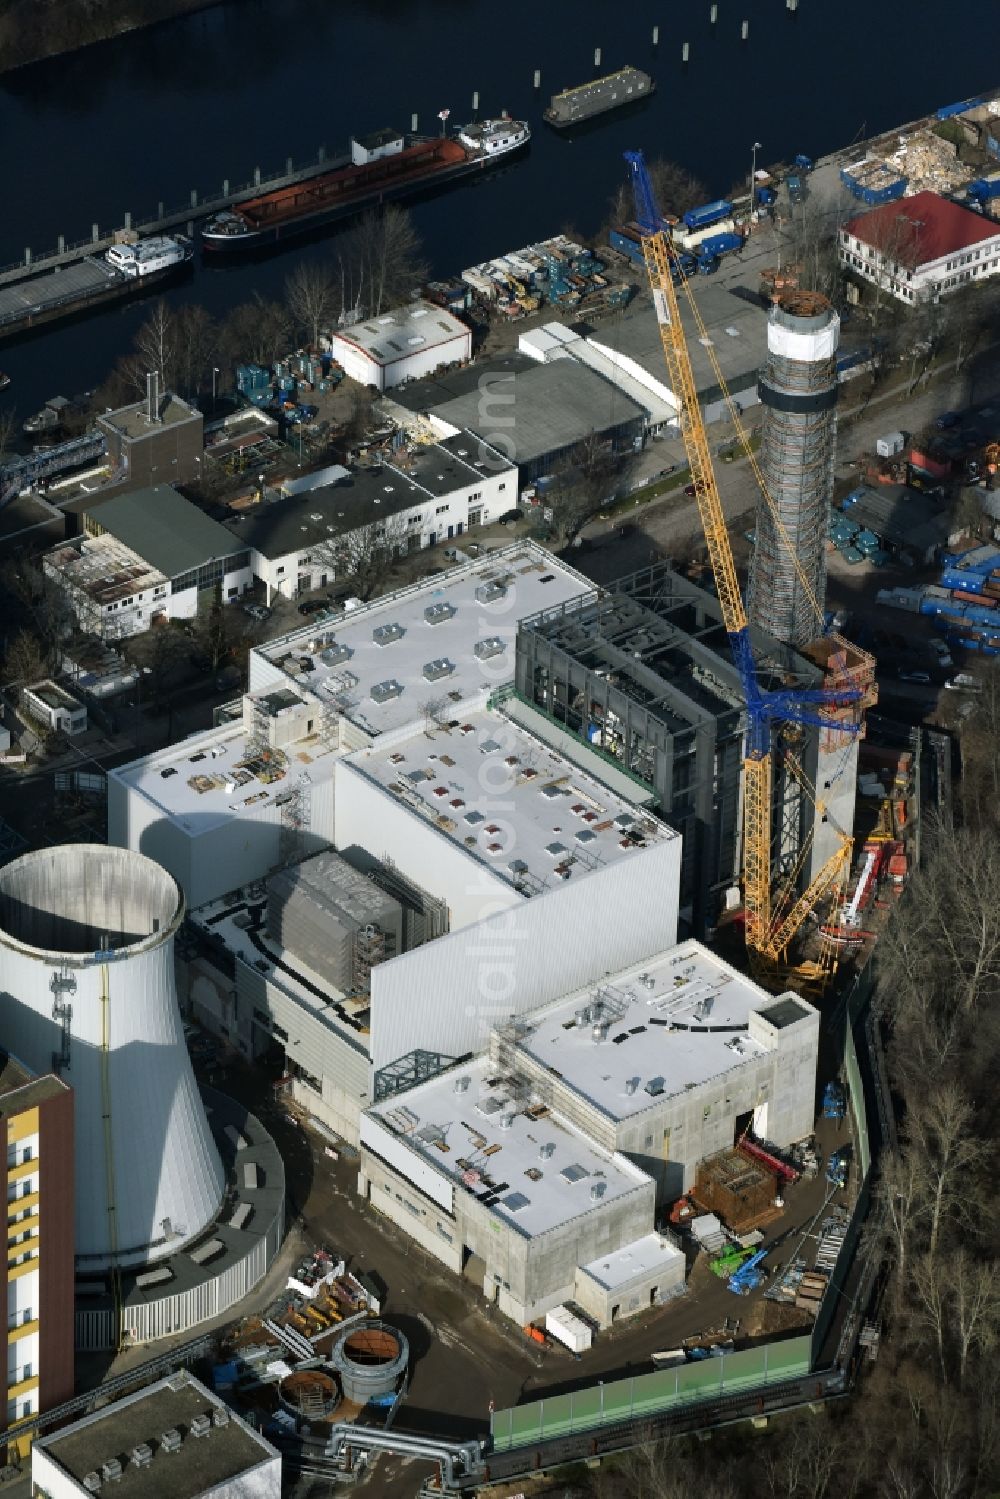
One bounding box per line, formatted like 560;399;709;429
83;1476;102;1493
639;973;655;990
590;1181;608;1201
373;622;405;646
131;1446;153;1469
101;1461;122;1484
320;642;352;668
539;1141;556;1160
212;1408;230;1429
575;1006;591;1028
499;1112;515;1130
160;1430;183;1454
645;1076;666;1097
422;657;455;682
625;1077;640;1096
475;580;507;605
453;1074;470;1094
474;637;506;661
370;678;404;703
424;602;457;625
592;1021;610;1043
190;1415;211;1440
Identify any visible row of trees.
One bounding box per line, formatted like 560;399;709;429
96;204;428;409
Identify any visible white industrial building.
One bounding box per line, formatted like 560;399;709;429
840;190;1000;303
499;943;819;1201
223;433;516;603
359;1054;669;1326
357;942;817;1326
108;683;340;910
21;679;88;736
179;707;680;1143
32;1370;280;1499
327;300;472;391
44;486;253;640
110;544;598;909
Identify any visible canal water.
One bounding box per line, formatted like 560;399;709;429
2;0;999;419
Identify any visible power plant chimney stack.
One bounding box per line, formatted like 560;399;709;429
748;290;839;648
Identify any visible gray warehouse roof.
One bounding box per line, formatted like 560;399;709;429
587;285;768;403
34;1369;277;1499
84;486;245;579
394;354;646;465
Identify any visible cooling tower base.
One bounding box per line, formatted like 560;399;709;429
74;1089;285;1351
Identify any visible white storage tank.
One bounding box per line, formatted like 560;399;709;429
0;845;225;1268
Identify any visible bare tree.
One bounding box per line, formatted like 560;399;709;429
312;510;411;602
173;304;217;400
4;629;47;686
191;585;237;674
286;260;337;350
952;1250;1000;1388
908;1081;986;1255
872;1145;929;1300
606;158;709;230
134;299;178;390
219;295;291;369
336;206;428;320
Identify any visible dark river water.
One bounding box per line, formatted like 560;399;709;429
2;0;999;418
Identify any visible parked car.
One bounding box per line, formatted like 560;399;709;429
898;670;931;684
497;508;523;526
935;411;960;429
928;639;953;667
297;598;327;616
243;602;270;621
684;480;708;497
945;673;981;691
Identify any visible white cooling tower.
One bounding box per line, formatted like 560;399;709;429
0;844;225;1269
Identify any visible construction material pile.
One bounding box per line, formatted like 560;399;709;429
890;129;968;196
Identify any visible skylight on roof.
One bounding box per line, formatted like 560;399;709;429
560;1163;589;1184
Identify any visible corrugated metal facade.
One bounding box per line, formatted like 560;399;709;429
369;839;680;1072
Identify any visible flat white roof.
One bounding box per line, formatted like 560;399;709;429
514;943;815;1120
331;300;469;368
369;1055;649;1239
111;709;338;835
189;894;370;1050
580;1231;685;1291
255;542;595;738
345;707;673;896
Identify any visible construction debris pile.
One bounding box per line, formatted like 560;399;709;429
890;129;968;197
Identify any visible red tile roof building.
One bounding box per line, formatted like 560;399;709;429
839;190;1000;302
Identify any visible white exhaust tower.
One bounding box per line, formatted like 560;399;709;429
0;845;224;1269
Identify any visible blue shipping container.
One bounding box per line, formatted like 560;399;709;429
936;97;984;120
682;199;733;231
968;177;1000;200
698;231;743;259
839;167;907;205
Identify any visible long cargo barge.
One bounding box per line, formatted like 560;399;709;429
544;66;654;130
0;234;192;342
201;118;530;253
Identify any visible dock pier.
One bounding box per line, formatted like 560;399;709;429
0;146;344;290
